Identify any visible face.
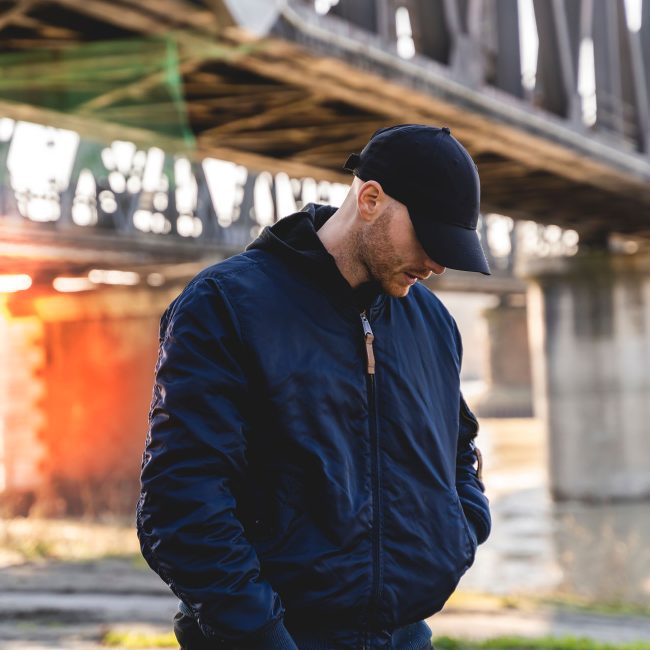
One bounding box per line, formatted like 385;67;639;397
357;201;445;298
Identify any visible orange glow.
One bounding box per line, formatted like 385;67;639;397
0;274;32;293
0;302;46;496
1;289;162;515
37;311;160;514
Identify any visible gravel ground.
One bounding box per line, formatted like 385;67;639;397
2;556;650;649
0;556;176;649
2;416;649;649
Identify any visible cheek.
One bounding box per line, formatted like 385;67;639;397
391;245;411;269
390;233;416;264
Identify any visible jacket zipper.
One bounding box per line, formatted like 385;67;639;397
361;311;375;375
361;310;381;642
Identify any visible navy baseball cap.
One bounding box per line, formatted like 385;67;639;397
343;124;490;275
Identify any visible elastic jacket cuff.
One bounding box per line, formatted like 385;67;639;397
240;618;299;650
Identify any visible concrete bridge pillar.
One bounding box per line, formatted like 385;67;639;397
0;296;46;505
475;295;533;418
526;252;650;501
0;283;181;516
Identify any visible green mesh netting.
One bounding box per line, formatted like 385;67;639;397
0;37;195;147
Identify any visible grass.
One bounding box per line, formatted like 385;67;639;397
0;517;141;565
99;632;650;650
9;538;56;560
94;551;150;571
101;629;177;648
433;637;650;650
537;596;650;619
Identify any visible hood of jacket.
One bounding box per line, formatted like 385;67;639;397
247;203;382;311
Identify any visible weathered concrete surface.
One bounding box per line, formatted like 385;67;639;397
2;417;650;648
429;607;650;643
2;556;650;648
0;557;176;649
526;252;650;501
475;298;533;418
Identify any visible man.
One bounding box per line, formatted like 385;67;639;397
137;124;491;650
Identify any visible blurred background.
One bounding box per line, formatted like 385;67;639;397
1;0;650;648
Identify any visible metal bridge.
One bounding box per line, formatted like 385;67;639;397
0;0;649;250
1;0;650;503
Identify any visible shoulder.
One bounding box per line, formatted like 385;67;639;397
188;250;263;286
173;250;269;303
159;252;257;336
161;249;282;335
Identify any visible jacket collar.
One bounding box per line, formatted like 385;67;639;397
247;203;384;313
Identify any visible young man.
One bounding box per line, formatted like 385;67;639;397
137;124;491;650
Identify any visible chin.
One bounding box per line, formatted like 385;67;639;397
383;282;411;298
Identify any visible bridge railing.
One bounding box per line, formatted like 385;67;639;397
1;117;580;284
299;0;650;156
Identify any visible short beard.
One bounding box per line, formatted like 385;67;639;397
356;206;406;297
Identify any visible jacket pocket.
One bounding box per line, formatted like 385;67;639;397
450;488;478;565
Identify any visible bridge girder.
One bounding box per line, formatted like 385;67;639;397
0;0;649;258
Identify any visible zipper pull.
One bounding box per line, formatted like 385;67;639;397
360;311;375;375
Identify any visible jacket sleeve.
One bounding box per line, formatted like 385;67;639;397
453;323;491;546
136;276;298;650
456;395;491;545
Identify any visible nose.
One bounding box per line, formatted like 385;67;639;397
424;257;446;276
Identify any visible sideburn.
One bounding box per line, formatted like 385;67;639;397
358;207;403;291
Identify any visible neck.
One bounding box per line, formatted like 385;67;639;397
317;206;369;289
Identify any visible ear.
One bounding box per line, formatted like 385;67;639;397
357;180;385;223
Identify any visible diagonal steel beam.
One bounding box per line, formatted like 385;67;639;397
619;0;650;152
329;0;379;35
533;0;580;120
493;0;523;98
405;0;450;64
592;0;626;137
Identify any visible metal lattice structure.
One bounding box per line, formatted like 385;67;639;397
318;0;650;152
0;0;649;286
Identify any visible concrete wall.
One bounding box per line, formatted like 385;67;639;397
477;297;533;417
527;252;650;501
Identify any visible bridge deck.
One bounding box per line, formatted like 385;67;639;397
1;0;649;274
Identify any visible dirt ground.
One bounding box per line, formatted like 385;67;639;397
0;519;176;649
0;555;176;649
2;416;650;648
2;521;650;649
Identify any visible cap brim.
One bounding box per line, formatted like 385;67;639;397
412;218;491;275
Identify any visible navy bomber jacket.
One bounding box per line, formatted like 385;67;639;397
137;204;491;649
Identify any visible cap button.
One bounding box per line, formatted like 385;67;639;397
442;126;451;135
